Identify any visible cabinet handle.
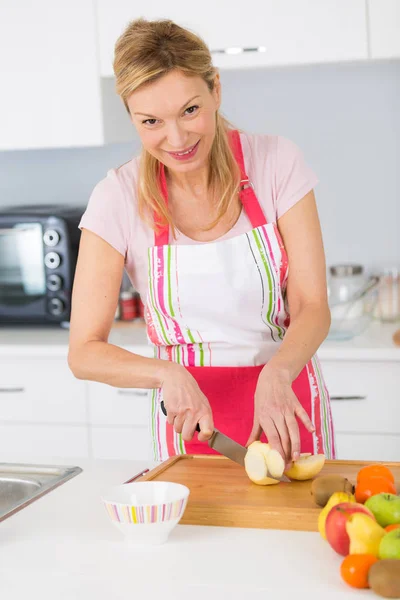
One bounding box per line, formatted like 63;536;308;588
117;389;148;397
0;387;25;393
330;396;366;401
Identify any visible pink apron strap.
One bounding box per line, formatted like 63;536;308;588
154;129;267;246
228;129;268;229
154;164;170;246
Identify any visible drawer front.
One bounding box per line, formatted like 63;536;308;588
0;424;89;461
0;359;87;423
88;382;151;426
320;360;400;434
90;426;151;461
335;433;400;462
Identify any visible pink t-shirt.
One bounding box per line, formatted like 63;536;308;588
79;131;318;298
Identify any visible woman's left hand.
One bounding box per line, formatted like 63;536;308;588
246;364;315;468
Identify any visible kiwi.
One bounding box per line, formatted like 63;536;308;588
310;475;354;507
368;560;400;598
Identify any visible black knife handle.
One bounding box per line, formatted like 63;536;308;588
160;400;201;432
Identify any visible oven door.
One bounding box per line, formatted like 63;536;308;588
0;222;48;322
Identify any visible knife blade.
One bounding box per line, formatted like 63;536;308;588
207;429;247;466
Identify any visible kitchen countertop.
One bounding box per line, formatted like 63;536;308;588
0;457;370;600
0;320;399;360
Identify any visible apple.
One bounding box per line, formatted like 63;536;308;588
365;493;400;527
325;502;375;556
379;528;400;560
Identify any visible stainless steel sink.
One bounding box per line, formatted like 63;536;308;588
0;463;82;522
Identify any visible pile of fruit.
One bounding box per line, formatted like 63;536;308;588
313;464;400;598
244;444;400;597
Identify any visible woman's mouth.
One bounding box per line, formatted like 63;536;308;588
166;140;200;161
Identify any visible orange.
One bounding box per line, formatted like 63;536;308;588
357;464;395;485
385;524;400;533
355;475;397;504
340;554;379;589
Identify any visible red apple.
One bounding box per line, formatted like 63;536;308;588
325;502;375;556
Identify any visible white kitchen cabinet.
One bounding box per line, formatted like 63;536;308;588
0;358;87;423
335;433;400;462
0;423;89;462
90;426;152;461
0;0;103;150
368;0;400;59
96;0;368;76
87;382;151;426
321;359;400;461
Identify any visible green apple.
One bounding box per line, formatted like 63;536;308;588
365;493;400;527
379;529;400;560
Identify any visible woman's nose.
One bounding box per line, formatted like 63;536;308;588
165;124;188;150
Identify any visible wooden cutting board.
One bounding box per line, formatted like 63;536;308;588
140;456;400;531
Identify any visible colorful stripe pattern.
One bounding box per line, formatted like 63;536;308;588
103;496;188;524
306;355;336;459
245;224;288;342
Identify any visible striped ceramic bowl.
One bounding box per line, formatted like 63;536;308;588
101;481;190;545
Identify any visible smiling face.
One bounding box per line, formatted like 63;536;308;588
127;70;221;175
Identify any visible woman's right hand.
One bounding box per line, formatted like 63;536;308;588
161;363;214;442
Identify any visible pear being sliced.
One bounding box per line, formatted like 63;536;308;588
244;446;280;486
247;442;286;479
284;453;326;481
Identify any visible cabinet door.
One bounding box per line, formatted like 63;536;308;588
0;424;89;462
90;426;152;461
0;358;87;423
335;432;400;462
368;0;400;58
96;0;368;76
0;0;103;150
88;381;150;426
321;360;400;435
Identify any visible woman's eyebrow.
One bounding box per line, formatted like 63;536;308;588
134;95;201;118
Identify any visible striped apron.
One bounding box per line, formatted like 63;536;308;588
145;130;335;462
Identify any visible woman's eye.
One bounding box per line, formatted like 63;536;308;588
184;105;199;116
142;118;158;126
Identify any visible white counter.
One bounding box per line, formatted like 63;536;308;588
0;320;399;360
0;457;367;600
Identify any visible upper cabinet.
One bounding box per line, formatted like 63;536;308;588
368;0;400;59
96;0;368;76
0;0;103;150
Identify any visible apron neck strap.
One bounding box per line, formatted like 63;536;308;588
228;129;268;229
154;129;267;246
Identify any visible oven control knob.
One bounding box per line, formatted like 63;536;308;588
46;274;63;292
44;252;61;269
48;297;65;316
43;229;60;247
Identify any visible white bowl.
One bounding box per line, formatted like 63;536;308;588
101;481;190;545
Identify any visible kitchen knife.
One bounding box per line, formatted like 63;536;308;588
160;400;247;466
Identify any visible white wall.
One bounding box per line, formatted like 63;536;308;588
0;60;399;271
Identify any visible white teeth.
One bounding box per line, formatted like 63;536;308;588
173;142;197;156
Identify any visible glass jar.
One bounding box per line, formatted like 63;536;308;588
327;264;377;340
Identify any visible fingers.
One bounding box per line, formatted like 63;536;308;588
197;414;214;442
261;418;286;462
181;414;202;442
284;412;300;462
166;407;214;443
295;404;315;433
271;414;292;466
245;423;262;447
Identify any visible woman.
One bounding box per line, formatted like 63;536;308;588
68;18;335;467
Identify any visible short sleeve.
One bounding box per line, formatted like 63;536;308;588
79;172;129;260
275;136;319;219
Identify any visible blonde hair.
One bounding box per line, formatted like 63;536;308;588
113;18;241;234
